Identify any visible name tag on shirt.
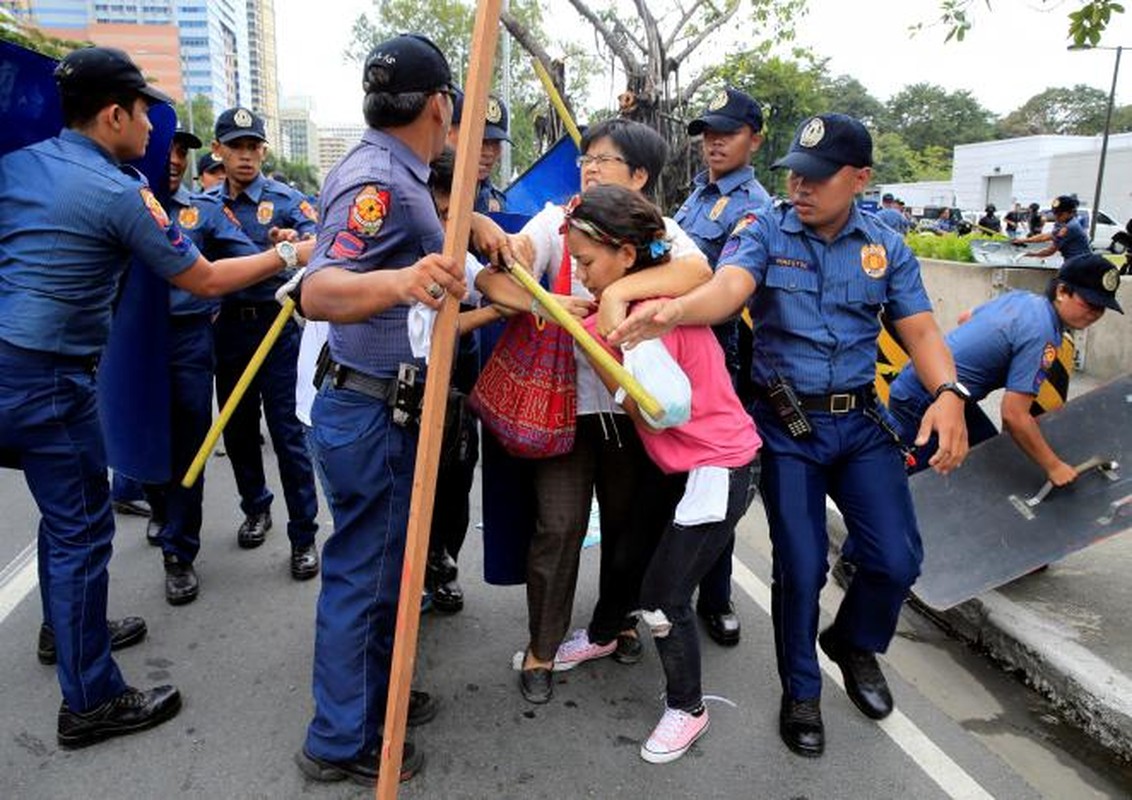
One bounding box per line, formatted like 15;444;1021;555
770;255;812;270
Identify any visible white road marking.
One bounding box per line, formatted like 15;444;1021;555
731;556;995;800
0;541;38;625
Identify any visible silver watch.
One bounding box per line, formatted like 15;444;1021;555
275;240;299;268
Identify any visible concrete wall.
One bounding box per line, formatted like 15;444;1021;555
919;259;1131;380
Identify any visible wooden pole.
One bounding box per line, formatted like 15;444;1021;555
532;58;581;148
376;4;502;797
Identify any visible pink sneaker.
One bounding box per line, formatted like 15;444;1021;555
553;628;617;671
640;707;710;764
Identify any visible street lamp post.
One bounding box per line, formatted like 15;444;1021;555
1070;43;1124;242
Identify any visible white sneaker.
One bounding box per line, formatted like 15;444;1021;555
640;706;710;764
552;628;617;672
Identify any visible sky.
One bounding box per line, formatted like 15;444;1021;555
275;0;1132;127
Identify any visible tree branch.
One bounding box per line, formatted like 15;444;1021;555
500;9;576;121
664;0;710;54
565;0;644;76
680;66;718;104
670;0;739;68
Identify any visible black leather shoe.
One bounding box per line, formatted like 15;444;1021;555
426;550;463;613
57;685;181;749
819;628;893;720
237;510;272;549
38;617;148;666
164;555;199;606
112;498;151;517
779;695;824;757
145;517;166;547
613;631;643;664
295;741;423;786
698;604;741;646
519;667;553;704
408;689;439;727
290;544;319;581
830;556;857;589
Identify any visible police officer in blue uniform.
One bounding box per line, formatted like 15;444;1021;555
674;86;771;647
293;34;466;785
196;150;225;191
611;113;968;758
148;125;262;605
876;193;909;234
0;46;310;747
887;252;1121;481
1015;194;1092;261
207;107;321;579
449;88;508;213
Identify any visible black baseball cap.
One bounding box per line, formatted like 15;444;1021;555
882;192;894;203
1058;253;1123;313
54;46;173;106
173;125;202;150
1052;194;1080;214
362;34;453;96
452;89;510;141
215;107;267;144
772;113;873;179
196;151;224;175
687;87;763;135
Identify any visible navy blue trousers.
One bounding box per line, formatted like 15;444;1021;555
214;307;317;547
0;340;128;712
304;384;417;760
752;401;922;701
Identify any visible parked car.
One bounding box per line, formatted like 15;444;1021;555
1041;208;1126;253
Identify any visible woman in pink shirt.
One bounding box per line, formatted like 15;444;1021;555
567;185;762;764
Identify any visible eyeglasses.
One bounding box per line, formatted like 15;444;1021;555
576;154;628;168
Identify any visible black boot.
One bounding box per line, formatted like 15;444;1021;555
426;550;463;613
164;554;199;606
57;685;181;749
37;617;147;666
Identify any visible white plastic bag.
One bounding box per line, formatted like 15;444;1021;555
616;338;692;429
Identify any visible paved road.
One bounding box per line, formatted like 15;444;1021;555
1;446;1129;799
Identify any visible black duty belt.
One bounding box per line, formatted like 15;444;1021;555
756;385;875;414
221;302;280;322
331;364;398;404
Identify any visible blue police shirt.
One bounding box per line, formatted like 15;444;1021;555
208;173;317;303
673;166;771;268
307;128;444;379
166;185;261;316
475;179;506;214
0;129;201;356
890;290;1062;407
876;207;908;234
1053;218;1091;261
721;204;933;395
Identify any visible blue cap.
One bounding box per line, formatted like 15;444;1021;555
196;151;224;175
1058;253;1123;313
362;34;453;96
452;89;510;141
772;113;873;179
687;87;763;135
1052;194;1079;214
214;107;267;144
54;46;173;106
173;125;201;149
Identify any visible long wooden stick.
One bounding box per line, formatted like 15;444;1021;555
180;299;294;488
376;4;502;797
532;58;582;148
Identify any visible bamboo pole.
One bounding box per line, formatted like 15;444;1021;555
376;4;502;796
532;58;581;148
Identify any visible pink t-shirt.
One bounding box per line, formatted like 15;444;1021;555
583;315;761;474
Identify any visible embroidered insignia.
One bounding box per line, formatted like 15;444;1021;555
486;97;503;124
860;243;888;278
799;117;825;148
139;187;170;228
488;196;502;212
1103;268;1120;292
178;206;200;230
347;185;391;237
731;212;757;236
223;206;241;227
256;200;274;225
329;230;366;261
708;90;729;111
299;200;318;222
709;196;730;221
1041;342;1057;370
720;238;740;261
233;108;253;128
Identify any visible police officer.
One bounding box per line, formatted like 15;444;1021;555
207;106;321;579
0;46;310;747
148;125;262;605
888;252;1121;481
196;150;225;191
448;88;508;212
611;113;967;758
674;85;771;647
876;192;909;234
1003;201;1025;238
293;34;465;785
977;204;1001;234
1015;194;1091;261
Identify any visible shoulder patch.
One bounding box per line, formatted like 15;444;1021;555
256;200;275;225
1041;342;1057;370
720;237;740;261
347;185;391;237
178;206;200;230
730;212;756;236
299;199;318;223
139;187;170;228
329;230;366;261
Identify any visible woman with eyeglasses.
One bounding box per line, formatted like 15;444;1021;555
504;118;711;704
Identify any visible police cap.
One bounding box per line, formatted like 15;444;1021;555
215;107;267;144
362;34;453;96
452;89;510;141
1058;252;1123;313
687;87;763;136
54;46;173;106
772;113;873;179
173;125;202;150
197;151;224;175
1051;194;1079;214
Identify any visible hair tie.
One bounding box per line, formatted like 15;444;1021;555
649;238;671;259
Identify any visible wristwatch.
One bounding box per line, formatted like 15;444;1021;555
275;240;299;268
933;380;971;402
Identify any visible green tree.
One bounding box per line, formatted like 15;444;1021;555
997;85;1114;136
0;11;88;59
922;1;1124;46
871;131;920;184
263;154;319;195
885;83;995;152
173;95;215;141
821;74;889;131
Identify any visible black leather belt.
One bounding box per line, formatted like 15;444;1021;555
331;363;398;404
795;388;874;414
221;302;278;322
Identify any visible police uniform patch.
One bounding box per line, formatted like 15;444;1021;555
178;206;200;230
860;243;887;278
223;206;241;227
299;200;318;223
709;196;730;221
708;90;729;111
233;108;254;128
1041;342;1057;370
256;200;274;225
329;230;366;261
799;117;825;148
486;97;502;124
720;238;740;262
139;187;170;228
488;197;502;213
731;212;757;236
347;185;391;237
1103;268;1120;292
